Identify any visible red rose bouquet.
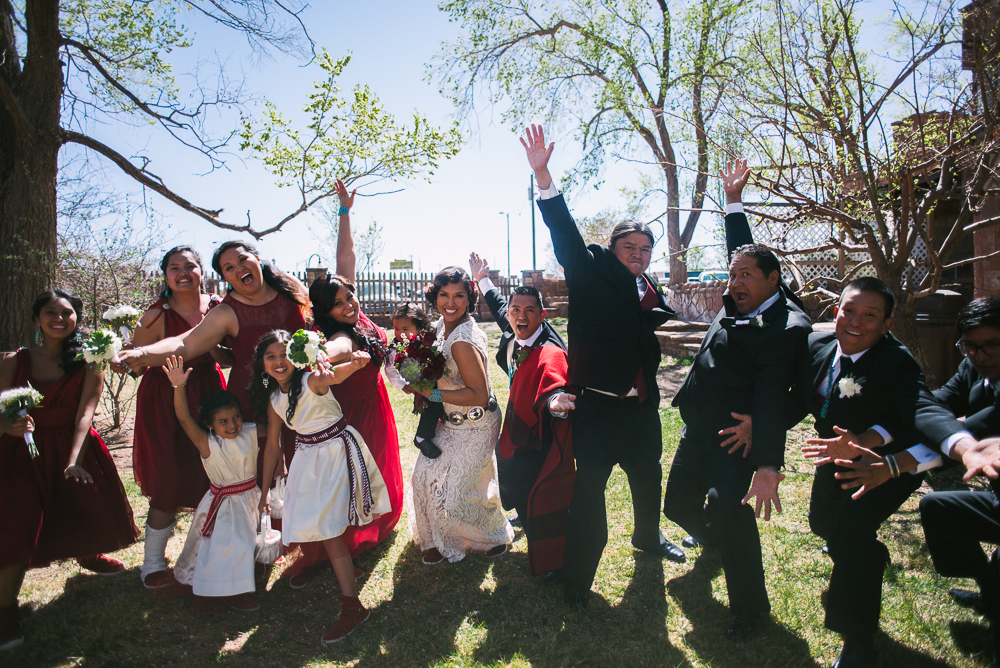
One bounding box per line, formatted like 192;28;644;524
393;330;446;413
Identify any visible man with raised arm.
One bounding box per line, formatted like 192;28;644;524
468;252;575;579
664;160;812;641
521;125;683;608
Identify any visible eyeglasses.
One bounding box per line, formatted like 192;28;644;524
956;339;1000;357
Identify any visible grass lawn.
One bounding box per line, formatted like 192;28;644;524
6;317;997;667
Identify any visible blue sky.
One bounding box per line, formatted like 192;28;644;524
64;0;913;280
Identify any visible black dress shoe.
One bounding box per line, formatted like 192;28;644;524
726;612;766;642
949;587;986;612
682;535;700;549
563;582;589;608
832;635;877;667
415;438;442;459
631;532;686;563
543;570;565;587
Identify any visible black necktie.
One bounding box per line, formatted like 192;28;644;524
836;356;855;383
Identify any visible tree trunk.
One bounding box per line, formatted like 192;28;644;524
0;0;63;351
664;171;686;286
890;299;937;388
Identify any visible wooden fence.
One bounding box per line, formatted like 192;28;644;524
140;270;523;326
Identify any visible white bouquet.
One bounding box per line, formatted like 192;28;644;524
0;386;44;457
101;305;143;344
286;329;328;369
77;329;124;371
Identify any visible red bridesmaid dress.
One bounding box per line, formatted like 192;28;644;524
0;350;139;569
132;295;226;513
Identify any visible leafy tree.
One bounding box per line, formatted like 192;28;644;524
727;0;1000;382
0;2;461;350
434;0;744;284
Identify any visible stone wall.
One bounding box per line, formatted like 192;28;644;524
667;281;726;323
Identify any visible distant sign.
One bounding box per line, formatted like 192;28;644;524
390;260;414;271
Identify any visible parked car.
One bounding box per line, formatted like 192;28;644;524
696;270;729;283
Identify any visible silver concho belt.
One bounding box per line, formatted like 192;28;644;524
446;396;499;425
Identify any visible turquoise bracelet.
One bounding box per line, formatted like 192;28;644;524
338;205;349;216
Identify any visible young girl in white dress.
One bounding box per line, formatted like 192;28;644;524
162;356;260;611
252;330;390;645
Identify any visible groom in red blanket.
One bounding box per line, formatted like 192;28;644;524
470;253;576;578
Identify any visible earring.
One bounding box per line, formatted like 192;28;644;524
34;327;41;346
261;371;270;389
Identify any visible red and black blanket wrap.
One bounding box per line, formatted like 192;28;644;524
499;344;575;576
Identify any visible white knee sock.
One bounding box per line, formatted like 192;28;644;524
140;521;176;580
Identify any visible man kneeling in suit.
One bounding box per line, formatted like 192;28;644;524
664;160;812;641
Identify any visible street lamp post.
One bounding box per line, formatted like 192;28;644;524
499;211;510;277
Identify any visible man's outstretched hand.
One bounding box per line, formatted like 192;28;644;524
719;412;752;457
742;465;785;521
721;159;751;204
520;125;555;190
469;252;490;282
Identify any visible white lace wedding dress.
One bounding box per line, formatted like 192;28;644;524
407;317;513;562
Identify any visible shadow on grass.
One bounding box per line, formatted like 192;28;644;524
948;619;995;666
667;548;822;667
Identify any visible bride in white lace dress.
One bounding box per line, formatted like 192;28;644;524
405;267;513;564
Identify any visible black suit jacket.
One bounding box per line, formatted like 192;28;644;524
537;194;675;402
482;287;567;375
672;209;812;468
931;358;1000;440
788;332;964;455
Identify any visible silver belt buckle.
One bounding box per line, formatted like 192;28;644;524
467;406;485;422
446;411;466;426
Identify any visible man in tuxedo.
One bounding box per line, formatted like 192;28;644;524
784;277;975;667
663;160;812;641
468;253;575;577
919;298;1000;657
521;125;684;607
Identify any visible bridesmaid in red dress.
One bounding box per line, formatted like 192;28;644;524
130;247;230;590
117;241;309;477
288;180;404;588
0;290;140;651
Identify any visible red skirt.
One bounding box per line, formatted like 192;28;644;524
132;363;223;512
0;416;140;569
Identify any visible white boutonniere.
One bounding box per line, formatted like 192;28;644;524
837;375;866;399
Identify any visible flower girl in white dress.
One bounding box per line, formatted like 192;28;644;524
163;356;261;611
252;330;390;645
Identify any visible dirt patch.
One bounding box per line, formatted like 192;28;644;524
657;356;692;406
94;411;134;472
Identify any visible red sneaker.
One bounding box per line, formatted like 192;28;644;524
0;605;22;652
321;604;370;644
142;569;175;590
77;555;124;575
227;594;260;612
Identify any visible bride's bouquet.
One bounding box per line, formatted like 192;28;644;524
77;329;124;371
102;305;143;344
286;329;328;369
393;330;446;394
0;386;44;457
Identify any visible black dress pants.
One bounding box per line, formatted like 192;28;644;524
662;424;766;615
562;391;662;591
920;481;1000;588
810;463;924;637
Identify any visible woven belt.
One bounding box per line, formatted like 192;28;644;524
294;416;375;527
445;396;500;426
202;477;258;537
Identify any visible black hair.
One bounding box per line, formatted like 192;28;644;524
425;266;478;314
31;289;86;374
248;330;307;425
211;241;310;312
510;285;544;309
843;276;895;318
159;246;204;298
391;302;431;332
199;390;241;429
609;221;655;249
309;273;387;367
732;243;781;279
957;297;1000;334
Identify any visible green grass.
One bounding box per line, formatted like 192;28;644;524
5;320;996;667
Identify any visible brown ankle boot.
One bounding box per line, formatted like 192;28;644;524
321;597;370;644
0;605;23;651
